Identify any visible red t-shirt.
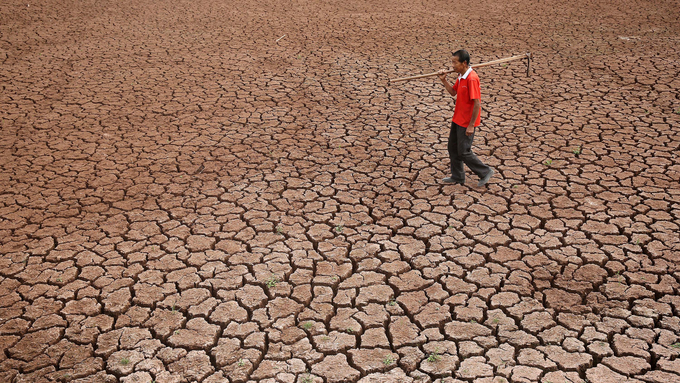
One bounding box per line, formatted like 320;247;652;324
452;69;481;127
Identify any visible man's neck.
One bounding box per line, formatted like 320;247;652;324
459;66;473;79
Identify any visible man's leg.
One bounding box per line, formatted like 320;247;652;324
456;123;492;180
445;122;465;183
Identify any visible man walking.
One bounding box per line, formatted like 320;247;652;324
438;50;494;187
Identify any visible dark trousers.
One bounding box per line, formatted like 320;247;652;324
447;122;491;182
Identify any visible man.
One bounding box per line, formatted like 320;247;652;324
437;50;494;187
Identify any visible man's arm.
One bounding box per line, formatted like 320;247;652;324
466;99;480;136
437;71;457;97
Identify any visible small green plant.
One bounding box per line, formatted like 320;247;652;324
635;239;641;245
544;159;553;166
346;328;354;334
321;335;330;341
56;278;62;283
276;225;283;233
388;299;396;306
300;371;314;383
302;322;314;330
237;358;245;367
675;107;680;114
265;275;279;288
492;318;500;324
383;354;395;365
671;343;680;349
447;225;454;229
426;349;440;363
120;357;130;366
330;275;337;282
174;330;180;335
335;225;344;233
470;319;476;323
573;146;581;155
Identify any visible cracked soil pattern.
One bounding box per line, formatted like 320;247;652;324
1;0;680;382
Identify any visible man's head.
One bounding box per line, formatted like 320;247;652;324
451;49;471;74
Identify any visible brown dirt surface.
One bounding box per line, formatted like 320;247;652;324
1;0;680;382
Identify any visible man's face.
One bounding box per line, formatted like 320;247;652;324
452;56;467;74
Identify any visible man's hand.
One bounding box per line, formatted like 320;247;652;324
466;99;481;136
439;69;456;97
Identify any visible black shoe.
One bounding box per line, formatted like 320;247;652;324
442;177;464;185
477;168;494;187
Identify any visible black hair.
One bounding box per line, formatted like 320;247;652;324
452;49;470;65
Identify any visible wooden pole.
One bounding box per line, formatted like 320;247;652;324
389;53;531;83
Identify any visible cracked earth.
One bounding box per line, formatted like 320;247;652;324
1;0;680;382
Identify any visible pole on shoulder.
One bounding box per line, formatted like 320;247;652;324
389;53;532;83
389;69;458;83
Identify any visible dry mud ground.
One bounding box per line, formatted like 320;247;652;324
1;0;680;382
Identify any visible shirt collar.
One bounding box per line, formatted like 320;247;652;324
459;66;473;80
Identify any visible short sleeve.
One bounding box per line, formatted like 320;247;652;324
468;76;481;100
